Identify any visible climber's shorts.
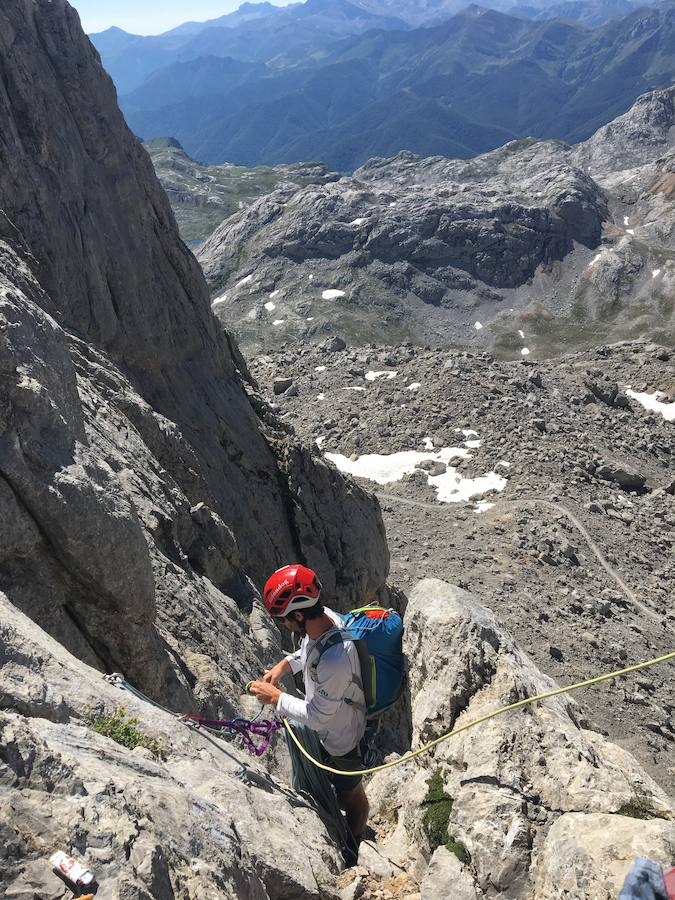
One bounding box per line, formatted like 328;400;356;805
321;743;364;794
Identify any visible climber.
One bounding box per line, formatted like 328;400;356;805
248;564;370;839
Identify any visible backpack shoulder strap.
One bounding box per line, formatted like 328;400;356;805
307;628;347;678
307;628;368;712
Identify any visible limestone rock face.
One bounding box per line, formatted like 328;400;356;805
421;846;483;900
531;813;675;900
0;0;388;708
366;579;674;900
0;595;341;899
201;142;607;350
200;86;675;354
572;87;675;178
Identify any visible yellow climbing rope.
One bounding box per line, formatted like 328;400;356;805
284;650;675;776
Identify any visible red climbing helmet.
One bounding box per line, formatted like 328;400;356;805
263;564;322;617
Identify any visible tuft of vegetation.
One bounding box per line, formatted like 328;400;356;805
421;770;473;863
86;706;166;759
421;769;454;852
446;836;472;865
616;799;671;822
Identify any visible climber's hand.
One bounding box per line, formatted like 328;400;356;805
249;681;282;706
262;659;291;687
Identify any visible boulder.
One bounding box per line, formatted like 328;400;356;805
367;580;674;899
597;464;647;492
421;847;483;900
531;813;675;900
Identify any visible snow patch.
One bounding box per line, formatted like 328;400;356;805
246;308;257;320
623;216;630;226
474;321;483;330
235;274;253;288
475;500;495;514
315;366;327;372
269;290;280;299
264;302;276;311
365;371;397;381
407;382;421;391
326;446;508;505
322;289;346;300
349;218;367;226
317;394;326;401
423;438;434;450
272;320;284;326
518;330;525;339
211;293;228;307
625;388;675;422
652;269;661;278
344;386;366;392
521;348;531;356
316;437;326;448
626;229;635;236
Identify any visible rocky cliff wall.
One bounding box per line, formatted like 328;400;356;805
0;0;388;707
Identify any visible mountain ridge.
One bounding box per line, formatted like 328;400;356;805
115;1;675;170
198;84;675;355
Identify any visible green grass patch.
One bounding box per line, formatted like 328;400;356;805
86;706;166;759
422;769;454;852
421;770;472;862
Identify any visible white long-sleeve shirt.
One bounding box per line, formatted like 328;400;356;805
276;609;366;757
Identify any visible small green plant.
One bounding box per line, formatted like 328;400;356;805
421;770;473;863
421;769;454;852
86;706;166;759
446;836;471;865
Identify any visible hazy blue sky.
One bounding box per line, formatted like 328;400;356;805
71;1;291;35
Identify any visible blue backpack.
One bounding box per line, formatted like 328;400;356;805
311;606;405;720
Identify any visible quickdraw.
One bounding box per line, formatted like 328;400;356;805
180;714;283;758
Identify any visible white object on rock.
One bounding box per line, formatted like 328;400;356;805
50;852;95;886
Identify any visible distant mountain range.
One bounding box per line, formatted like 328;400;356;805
91;0;675;171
